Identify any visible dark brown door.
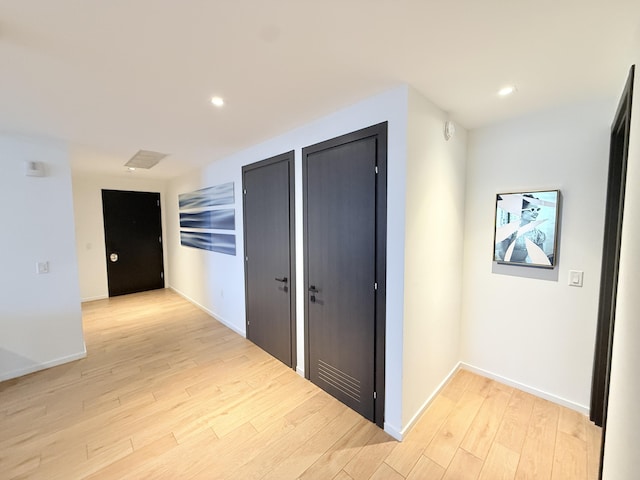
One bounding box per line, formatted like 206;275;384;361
102;190;164;297
243;152;296;368
591;66;634;431
591;64;634;480
303;123;387;426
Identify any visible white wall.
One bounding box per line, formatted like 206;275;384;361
602;60;640;477
167;86;410;437
166;159;244;334
0;134;85;381
401;88;467;431
461;100;614;412
71;173;168;301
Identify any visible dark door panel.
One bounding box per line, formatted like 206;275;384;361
243;152;296;368
303;123;387;425
306;138;376;419
102;190;164;297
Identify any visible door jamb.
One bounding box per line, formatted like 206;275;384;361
591;65;634;480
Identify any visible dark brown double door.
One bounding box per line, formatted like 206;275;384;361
242;124;387;426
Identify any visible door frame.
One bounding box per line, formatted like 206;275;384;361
302;122;387;427
590;65;634;479
242;151;297;369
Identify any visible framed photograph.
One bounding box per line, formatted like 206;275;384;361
493;190;560;268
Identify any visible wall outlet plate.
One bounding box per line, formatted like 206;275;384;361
569;270;583;287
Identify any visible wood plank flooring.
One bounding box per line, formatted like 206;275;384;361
0;289;601;479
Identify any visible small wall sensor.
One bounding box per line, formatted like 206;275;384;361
444;120;456;141
25;161;46;177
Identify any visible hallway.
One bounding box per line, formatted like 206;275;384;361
0;289;601;479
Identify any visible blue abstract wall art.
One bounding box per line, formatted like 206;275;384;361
179;182;237;255
178;183;234;209
180;231;236;256
179;209;235;230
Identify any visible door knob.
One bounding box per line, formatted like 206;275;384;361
275;277;288;283
109;253;119;262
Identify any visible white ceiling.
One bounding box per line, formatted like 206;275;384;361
1;1;638;179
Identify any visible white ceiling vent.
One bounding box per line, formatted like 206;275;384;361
124;150;168;169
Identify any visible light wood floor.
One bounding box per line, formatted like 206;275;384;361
0;289;601;479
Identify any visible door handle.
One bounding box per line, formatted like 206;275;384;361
309;285;319;303
110;253;119;263
275;277;288;283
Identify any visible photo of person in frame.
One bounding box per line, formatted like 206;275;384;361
494;191;559;267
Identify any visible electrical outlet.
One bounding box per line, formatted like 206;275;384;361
37;261;50;274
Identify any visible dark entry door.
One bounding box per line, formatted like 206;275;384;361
243;152;296;368
102;190;165;297
303;123;387;426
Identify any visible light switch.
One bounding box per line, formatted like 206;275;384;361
569;270;583;287
37;261;50;274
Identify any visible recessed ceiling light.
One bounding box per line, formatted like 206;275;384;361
211;96;224;107
128;167;136;172
498;85;517;97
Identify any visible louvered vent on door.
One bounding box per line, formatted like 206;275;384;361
318;360;361;403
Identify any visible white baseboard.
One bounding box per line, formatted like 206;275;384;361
169;286;246;337
384;423;403;441
0;345;87;383
459;362;589;415
405;361;463;437
81;294;108;303
385;361;462;441
385;361;589;442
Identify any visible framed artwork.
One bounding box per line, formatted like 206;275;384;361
179;182;236;255
179;209;235;230
178;183;234;209
493;190;560;268
180;231;236;255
